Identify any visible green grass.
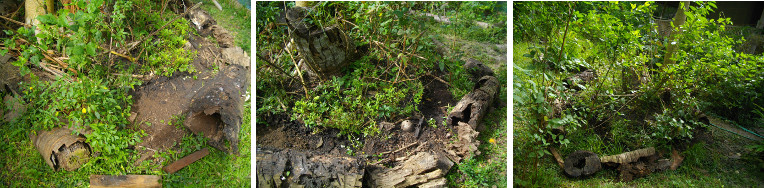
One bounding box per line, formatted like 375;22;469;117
191;0;251;54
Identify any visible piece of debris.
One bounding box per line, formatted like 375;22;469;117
256;147;365;187
212;25;235;48
563;150;601;178
447;75;500;129
367;151;453;188
90;175;161;188
379;121;396;132
401;120;415;132
221;46;251;68
447;122;481;162
31;128;91;171
163;148;210;174
670;148;684;170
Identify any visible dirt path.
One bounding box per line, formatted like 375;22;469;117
707;116;764;142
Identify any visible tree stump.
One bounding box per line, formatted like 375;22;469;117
286;7;358;79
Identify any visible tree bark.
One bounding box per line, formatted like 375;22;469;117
663;1;690;65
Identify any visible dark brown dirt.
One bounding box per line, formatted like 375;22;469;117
256;70;458;167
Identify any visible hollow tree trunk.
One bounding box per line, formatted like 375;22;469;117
285;6;357;79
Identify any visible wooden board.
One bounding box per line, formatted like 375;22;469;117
163;148;210;174
90;175;161;188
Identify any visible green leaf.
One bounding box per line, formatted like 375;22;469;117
36;15;58;25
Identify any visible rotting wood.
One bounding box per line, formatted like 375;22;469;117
256;147;364;188
163;148;210;174
89;175;161;188
670;148;684;170
563;150;601;178
446;122;481;162
447;75;499;129
464;58;494;82
31;127;91;171
368;151;453;188
600;147;655;164
550;147;565;168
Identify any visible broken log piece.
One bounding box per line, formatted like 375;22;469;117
447;76;500;130
600;147;655;164
256;148;364;188
550;147;565;169
464;58;495;82
163;148;210;174
90;175;161;188
670;148;684;170
563;150;602;178
368;151;453;188
31;128;91;171
186;64;249;154
447;122;481;162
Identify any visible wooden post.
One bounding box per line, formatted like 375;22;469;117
162;148;210;174
90;175;161;188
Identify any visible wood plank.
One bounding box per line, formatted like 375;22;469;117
89;175;161;188
163;148;210;174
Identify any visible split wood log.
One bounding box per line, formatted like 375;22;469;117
563;150;601;178
447;75;499;130
600;147;655;164
446;122;480;162
90;175;161;188
163;148;210;174
31;127;91;171
256;148;364;188
368;151;453;188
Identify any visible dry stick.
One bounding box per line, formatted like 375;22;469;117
425;73;453;88
379;141;419;156
0;15;31;28
255;53;297;81
284;41;310;98
558;2;573;61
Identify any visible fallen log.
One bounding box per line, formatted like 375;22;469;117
31;127;91;171
163;148;210;174
90;175;161;188
600;147;655;164
256;147;365;188
464;58;494;82
367;151;453;188
447;75;499;130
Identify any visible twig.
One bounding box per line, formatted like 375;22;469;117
379;142;419;156
425;73;453;88
0;15;30;28
256;53;297;81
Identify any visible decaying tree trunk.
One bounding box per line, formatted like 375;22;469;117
446;75;499;129
598;147;675;182
563;150;601;178
285;6;358;79
31;127;91;171
367;151;453;188
256;148;365;188
464;58;494;82
446;122;481;162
